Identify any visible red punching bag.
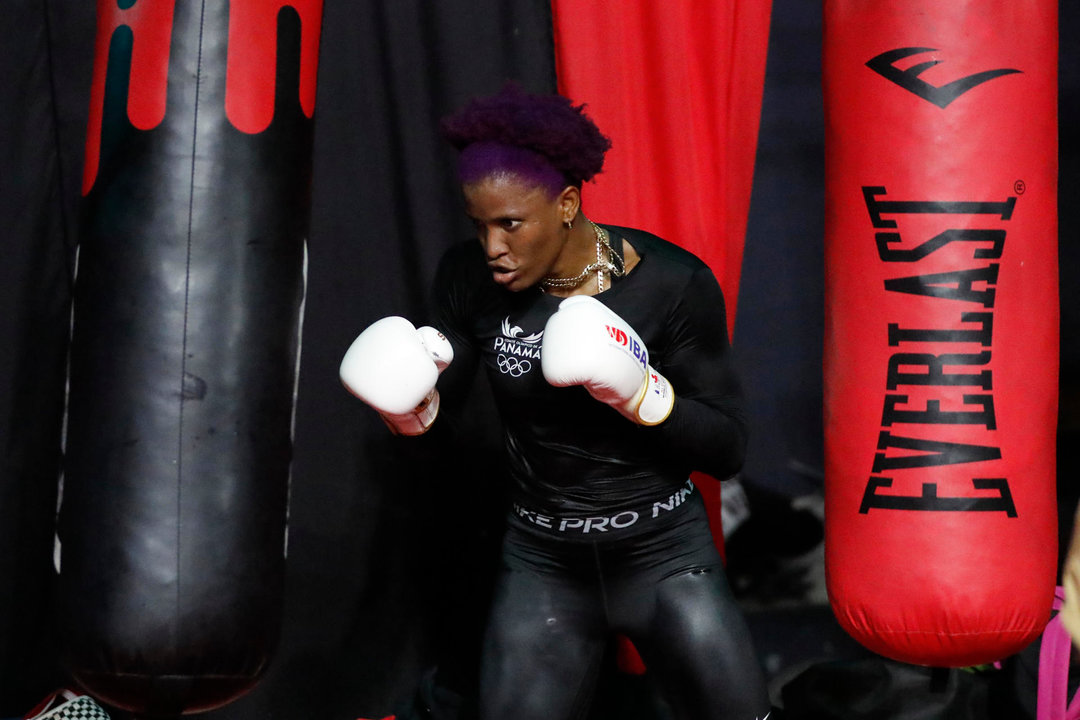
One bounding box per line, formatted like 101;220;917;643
823;1;1058;666
60;0;322;714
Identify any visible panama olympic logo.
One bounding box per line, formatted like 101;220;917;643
498;353;532;377
492;316;541;377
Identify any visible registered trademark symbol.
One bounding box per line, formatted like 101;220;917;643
1014;179;1026;195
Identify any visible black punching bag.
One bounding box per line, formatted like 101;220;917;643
59;0;323;714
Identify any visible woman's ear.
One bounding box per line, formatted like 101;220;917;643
558;185;581;224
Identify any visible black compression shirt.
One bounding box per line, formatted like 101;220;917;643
432;225;746;522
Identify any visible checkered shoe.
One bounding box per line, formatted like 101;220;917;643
23;690;110;720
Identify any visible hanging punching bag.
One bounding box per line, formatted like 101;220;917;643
59;0;322;714
823;1;1058;666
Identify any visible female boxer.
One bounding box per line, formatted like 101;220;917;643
340;84;772;720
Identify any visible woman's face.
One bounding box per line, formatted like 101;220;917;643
463;173;577;292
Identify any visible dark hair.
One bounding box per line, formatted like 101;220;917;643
441;83;611;193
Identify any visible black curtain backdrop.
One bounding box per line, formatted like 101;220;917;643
1;1;1077;719
0;0;91;713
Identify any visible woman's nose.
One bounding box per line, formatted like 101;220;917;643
481;228;508;258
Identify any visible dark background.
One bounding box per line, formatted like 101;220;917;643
1;0;1076;718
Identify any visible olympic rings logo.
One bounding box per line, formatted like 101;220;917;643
497;353;532;377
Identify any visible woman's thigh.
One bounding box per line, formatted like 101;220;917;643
628;561;771;719
608;506;771;720
479;545;606;720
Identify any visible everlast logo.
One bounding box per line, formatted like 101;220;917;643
866;47;1021;108
858;186;1017;518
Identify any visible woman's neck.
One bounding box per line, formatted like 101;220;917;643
542;214;600;297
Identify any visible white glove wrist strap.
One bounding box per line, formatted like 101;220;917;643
382;389;440;436
627;366;674;426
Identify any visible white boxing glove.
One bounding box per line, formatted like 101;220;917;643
339;317;454;436
541;295;674;425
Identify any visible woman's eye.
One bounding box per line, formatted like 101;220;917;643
501;219;522;230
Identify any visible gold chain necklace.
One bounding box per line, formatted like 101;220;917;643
539;221;625;293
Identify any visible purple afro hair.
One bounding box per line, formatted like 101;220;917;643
441;83;612;195
455;142;568;198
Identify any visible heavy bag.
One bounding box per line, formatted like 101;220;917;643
59;0;322;713
823;1;1058;666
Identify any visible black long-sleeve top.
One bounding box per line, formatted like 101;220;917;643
431;224;747;520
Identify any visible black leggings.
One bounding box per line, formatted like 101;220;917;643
479;495;770;720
